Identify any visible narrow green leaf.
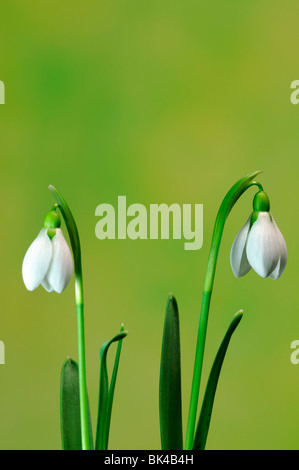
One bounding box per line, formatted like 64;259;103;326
60;358;81;450
192;310;243;450
60;357;93;450
105;323;126;450
48;185;81;269
95;328;128;450
159;294;183;450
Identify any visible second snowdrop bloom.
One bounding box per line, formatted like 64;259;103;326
230;191;287;280
22;210;73;293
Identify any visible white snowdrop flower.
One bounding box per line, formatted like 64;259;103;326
22;210;73;293
230;191;287;280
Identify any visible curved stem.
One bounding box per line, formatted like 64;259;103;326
184;172;262;450
48;185;90;450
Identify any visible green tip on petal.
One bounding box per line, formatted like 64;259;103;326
43;210;61;229
253;191;270;212
249;211;259;228
47;228;56;240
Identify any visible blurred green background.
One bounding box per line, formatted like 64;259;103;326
0;0;298;450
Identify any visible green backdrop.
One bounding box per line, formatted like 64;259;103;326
0;0;298;450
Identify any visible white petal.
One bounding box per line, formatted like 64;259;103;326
44;229;73;293
22;228;53;291
246;212;280;278
41;278;53;292
230;215;252;277
269;215;287;280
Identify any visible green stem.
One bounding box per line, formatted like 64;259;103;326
75;288;90;450
48;185;90;450
184;171;263;450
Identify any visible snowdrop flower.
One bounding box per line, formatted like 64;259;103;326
22;209;73;293
230;191;287;279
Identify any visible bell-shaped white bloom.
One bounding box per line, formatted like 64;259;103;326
230;212;287;280
22;227;73;293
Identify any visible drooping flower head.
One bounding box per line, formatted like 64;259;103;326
22;208;73;293
230;190;287;279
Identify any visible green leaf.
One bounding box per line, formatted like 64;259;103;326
159;294;183;450
60;357;93;450
105;324;126;448
192;311;243;450
95;327;128;450
48;185;81;272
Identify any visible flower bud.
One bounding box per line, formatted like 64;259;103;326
43;210;61;229
43;210;61;240
252;191;270;212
